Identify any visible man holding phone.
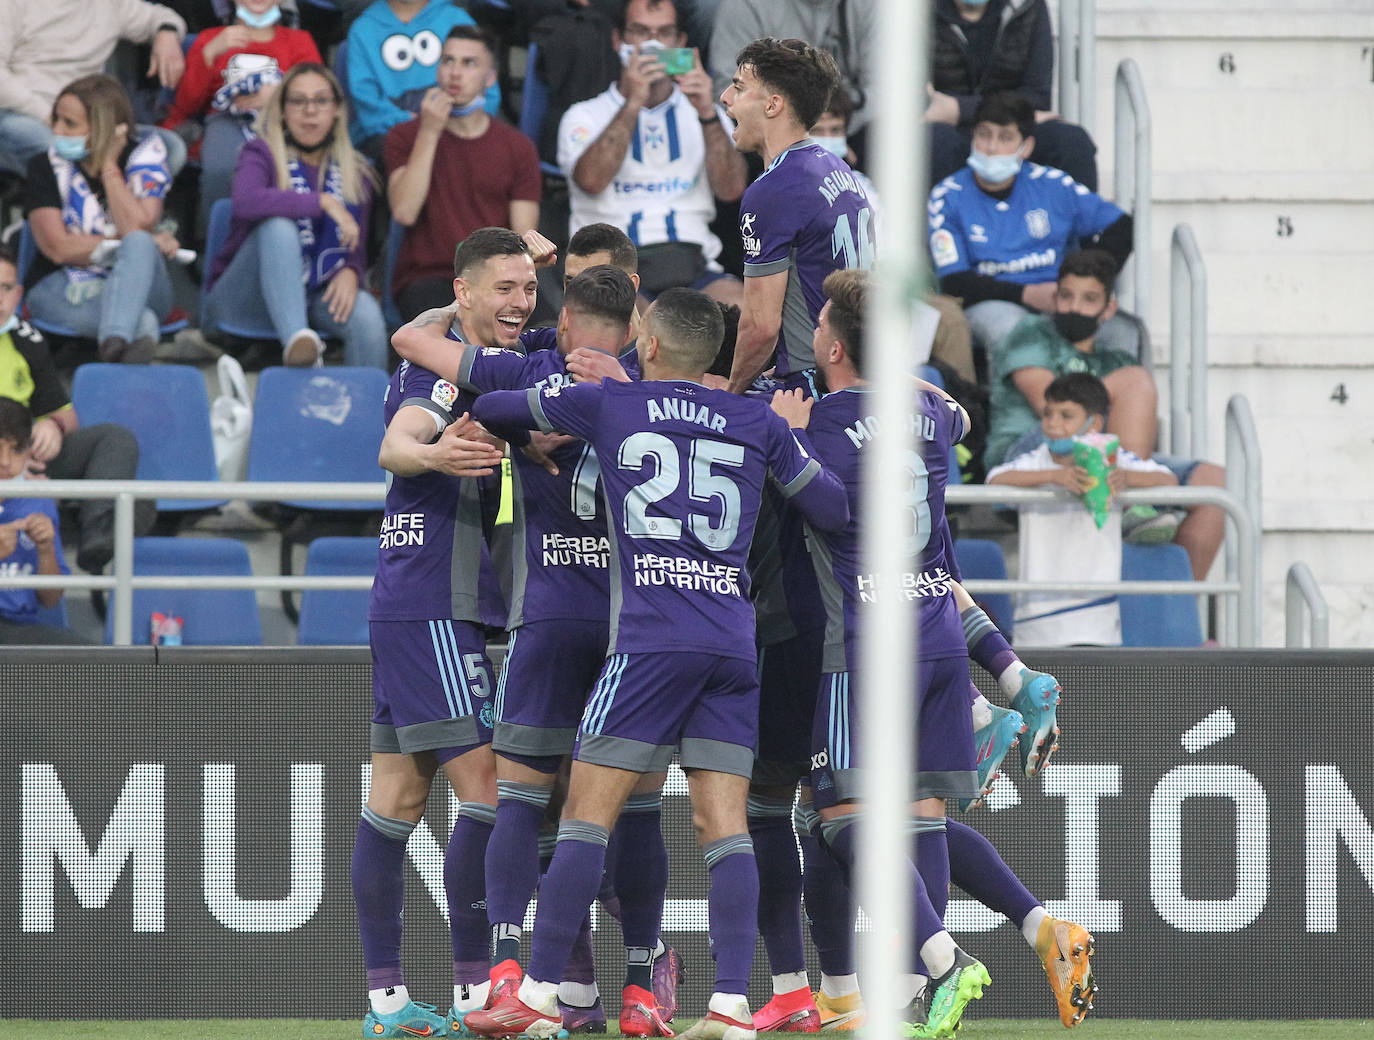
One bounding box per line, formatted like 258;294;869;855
557;0;747;308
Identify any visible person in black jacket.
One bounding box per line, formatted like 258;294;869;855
927;0;1097;190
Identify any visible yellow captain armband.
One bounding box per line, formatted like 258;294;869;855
495;455;514;525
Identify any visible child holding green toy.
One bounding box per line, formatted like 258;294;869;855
988;372;1176;646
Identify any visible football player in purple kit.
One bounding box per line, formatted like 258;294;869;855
393;264;681;1038
718;37;877;397
356;240;514;1036
797;269;990;1039
462;288;850;1040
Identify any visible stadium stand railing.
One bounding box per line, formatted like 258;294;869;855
1285;561;1328;649
1113;56;1151;321
1170;222;1208;458
1056;0;1097;137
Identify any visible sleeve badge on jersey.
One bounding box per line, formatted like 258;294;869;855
1025;208;1051;239
431;380;458;409
930;229;958;268
570;126;590;146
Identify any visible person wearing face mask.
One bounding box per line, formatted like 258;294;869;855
988;371;1178;647
21;75;182;366
985;249;1227;578
928;91;1136;379
927;0;1097;192
558;0;747;310
160;1;322;240
204;63;387;368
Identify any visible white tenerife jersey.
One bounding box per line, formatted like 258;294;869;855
558;83;732;265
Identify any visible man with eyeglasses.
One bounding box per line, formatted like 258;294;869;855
557;0;748;311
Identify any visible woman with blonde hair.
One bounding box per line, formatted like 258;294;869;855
204;62;386;367
22;74;180;364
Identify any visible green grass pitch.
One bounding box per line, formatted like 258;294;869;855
0;1022;1369;1039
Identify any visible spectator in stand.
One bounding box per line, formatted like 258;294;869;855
345;0;500;163
0;0;188;177
22;76;182;365
0;245;156;574
708;0;876;165
987;249;1226;580
928;91;1135;374
928;0;1098;191
386;26;542;321
0;398;90;645
204;63;387;368
160;0;322;239
559;0;748;308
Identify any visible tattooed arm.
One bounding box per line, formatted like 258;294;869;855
390;305;468;382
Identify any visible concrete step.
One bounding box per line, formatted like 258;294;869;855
1261;531;1366;648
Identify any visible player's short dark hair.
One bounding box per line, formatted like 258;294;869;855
735;37;841;131
563;265;637;328
567;223;639;273
615;0;680;34
453;227;530;279
445;24;497;59
1058;249;1118;294
0;396;33;451
0;241;17;274
972;90;1034;139
822;268;867;373
1044;371;1109;419
645;287;724;372
707;301;740;378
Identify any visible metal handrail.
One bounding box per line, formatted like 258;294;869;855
0;471;1263;646
1057;0;1096;137
1285;562;1329;648
1170;224;1208;459
1223;395;1263;647
1113;58;1151;321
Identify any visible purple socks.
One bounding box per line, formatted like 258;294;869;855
749;796;806;976
527;821;611;984
703;834;759;995
448;803;496;982
946;817;1040;926
352;809;415;989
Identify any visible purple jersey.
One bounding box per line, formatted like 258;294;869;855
805;386;967;671
370;360;488;623
458;346;612;627
472;378;848;661
740;142;876;378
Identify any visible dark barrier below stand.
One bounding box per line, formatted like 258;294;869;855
4;648;1372;1019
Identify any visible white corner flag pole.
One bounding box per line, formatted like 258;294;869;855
859;0;930;1036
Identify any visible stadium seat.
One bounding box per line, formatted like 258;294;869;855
1120;542;1204;647
953;537;1013;639
519;43;569;179
17;221;188;339
246;365;388;619
200;199;278;342
33;600;70;630
296;536;377;645
103;536;262;645
70;362;226;513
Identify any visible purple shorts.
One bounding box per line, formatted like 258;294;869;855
810;654;977;811
370;619;495;760
752;630;823;786
575;651;759;777
494;617;610;760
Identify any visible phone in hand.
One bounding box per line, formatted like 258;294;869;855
659;48;695;76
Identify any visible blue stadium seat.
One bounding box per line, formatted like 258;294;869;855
200;199;278;341
246;365;389;509
33;600;70;630
1120;542;1203;647
70;362;226;513
953;538;1013;639
17;221;187;339
519;43;569;179
103;537;262;645
296;536;377;645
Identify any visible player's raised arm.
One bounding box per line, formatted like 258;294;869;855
379;407;504;478
472;381;601;442
391;305;467;379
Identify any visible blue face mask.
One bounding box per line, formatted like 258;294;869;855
1045;416;1097;456
967;146;1022;184
52;134;88;161
236;4;282;28
450;98;486;118
0;314;17;337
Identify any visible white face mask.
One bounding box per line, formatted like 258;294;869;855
809;135;847;159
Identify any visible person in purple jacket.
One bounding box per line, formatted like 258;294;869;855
203;63;387;368
463;288;849;1040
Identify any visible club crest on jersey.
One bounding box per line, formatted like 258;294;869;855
1025;208;1051;239
969;223;988;243
431;380;458;409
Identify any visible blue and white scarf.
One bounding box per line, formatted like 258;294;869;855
286;155;357;289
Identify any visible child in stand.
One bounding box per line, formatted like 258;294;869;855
987;372;1176;646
